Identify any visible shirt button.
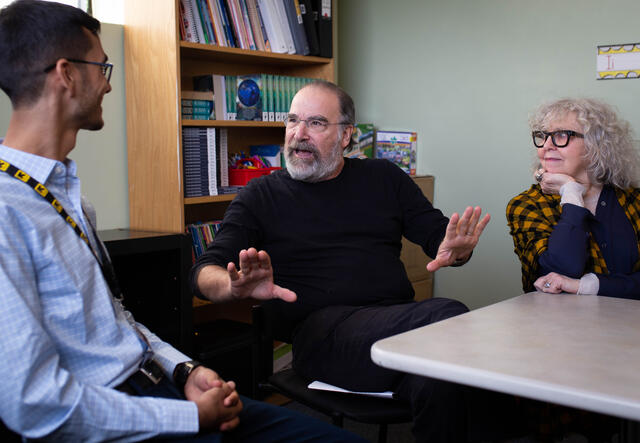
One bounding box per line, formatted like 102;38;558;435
600;201;606;207
601;242;607;249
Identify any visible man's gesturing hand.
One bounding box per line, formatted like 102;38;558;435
227;248;296;302
427;206;490;272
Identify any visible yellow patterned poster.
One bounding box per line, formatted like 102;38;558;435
597;43;640;79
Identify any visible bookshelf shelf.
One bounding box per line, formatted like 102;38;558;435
180;42;332;66
124;0;334;234
182;120;285;128
184;194;236;205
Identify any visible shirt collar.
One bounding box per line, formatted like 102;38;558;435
0;143;76;184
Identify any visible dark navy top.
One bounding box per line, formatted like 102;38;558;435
539;185;640;299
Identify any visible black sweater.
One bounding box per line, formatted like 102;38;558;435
192;158;448;335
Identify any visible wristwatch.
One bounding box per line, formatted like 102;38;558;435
173;360;203;393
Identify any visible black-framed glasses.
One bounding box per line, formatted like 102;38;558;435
532;130;584;148
44;58;113;83
284;115;351;134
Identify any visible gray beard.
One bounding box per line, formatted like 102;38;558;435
285;141;343;183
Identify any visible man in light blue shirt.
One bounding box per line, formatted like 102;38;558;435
0;1;364;441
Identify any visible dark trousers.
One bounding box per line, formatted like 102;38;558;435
292;297;471;442
136;375;365;442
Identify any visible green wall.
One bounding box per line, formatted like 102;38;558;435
0;23;128;230
338;0;640;308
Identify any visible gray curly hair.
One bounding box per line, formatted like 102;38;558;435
529;98;640;188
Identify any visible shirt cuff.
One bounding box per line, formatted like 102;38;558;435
560;182;586;207
577;273;599;295
451;250;473;267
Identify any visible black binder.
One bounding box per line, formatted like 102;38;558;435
311;0;332;58
283;0;310;55
299;0;319;55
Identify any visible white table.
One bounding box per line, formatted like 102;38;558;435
371;293;640;422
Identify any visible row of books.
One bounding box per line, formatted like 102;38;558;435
183;127;229;197
192;73;317;121
182;90;215;120
179;0;331;57
187;220;222;258
344;126;418;176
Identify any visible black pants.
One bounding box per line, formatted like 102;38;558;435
292;297;470;442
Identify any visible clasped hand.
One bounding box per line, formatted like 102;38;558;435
184;366;243;432
427;206;490;272
227;248;297;302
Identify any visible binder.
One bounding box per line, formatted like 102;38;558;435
283;0;309;55
298;0;319;55
272;0;296;54
311;0;331;58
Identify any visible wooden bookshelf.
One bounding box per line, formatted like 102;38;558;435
123;0;335;234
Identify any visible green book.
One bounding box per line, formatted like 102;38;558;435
236;74;262;121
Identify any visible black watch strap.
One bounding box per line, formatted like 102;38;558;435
173;360;203;393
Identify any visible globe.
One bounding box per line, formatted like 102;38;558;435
237;79;261;107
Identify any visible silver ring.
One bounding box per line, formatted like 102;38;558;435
544;281;551;288
535;172;543;182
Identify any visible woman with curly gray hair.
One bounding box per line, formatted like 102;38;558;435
506;98;640;298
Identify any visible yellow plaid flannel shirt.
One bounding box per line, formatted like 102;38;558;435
506;184;640;292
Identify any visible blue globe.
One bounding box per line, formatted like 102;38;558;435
237;79;260;107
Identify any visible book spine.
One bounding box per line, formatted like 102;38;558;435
206;0;227;46
194;0;211;43
246;0;265;51
218;0;237;47
254;0;272;51
261;73;269;121
219;128;229;187
257;0;286;53
268;74;275;121
207;127;218;195
188;0;206;43
238;0;257;50
200;0;219;44
225;0;246;49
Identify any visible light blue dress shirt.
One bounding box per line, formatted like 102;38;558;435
0;144;199;441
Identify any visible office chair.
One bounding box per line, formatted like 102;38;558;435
252;305;413;443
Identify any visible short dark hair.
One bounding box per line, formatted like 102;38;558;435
302;80;356;149
303;80;356;126
0;0;101;107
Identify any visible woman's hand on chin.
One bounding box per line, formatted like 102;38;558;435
535;169;575;195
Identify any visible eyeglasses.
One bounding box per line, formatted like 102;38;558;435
284;115;351;133
532;130;584;148
44;58;113;83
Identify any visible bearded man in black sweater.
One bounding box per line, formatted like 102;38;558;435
192;80;491;442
